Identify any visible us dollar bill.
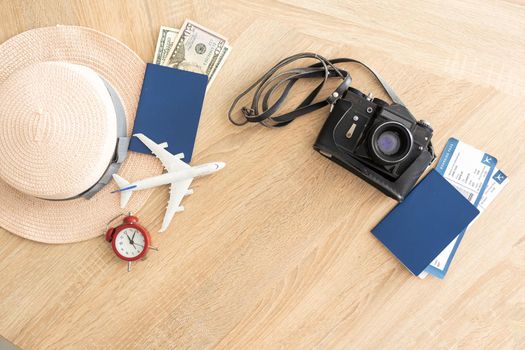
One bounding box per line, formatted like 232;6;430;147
153;26;179;65
207;44;231;87
163;19;228;82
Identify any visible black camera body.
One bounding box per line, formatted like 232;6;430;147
314;87;434;201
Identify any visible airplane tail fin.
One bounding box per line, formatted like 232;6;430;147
112;174;133;208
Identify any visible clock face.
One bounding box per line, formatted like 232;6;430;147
114;227;146;260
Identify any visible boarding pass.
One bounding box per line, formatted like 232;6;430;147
420;138;502;279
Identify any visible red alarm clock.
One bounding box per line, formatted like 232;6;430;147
105;214;157;271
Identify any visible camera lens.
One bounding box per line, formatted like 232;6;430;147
370;121;413;164
376;131;401;155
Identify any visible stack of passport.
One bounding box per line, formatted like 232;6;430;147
372;138;508;279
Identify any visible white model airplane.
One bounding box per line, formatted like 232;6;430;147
112;133;225;232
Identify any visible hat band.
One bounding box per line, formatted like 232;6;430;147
44;77;129;201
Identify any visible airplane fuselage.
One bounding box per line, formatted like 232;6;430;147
125;162;225;192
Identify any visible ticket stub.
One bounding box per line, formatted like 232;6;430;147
423;138;497;279
477;169;509;212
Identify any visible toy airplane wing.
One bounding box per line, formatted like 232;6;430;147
134;133;189;172
160;178;194;232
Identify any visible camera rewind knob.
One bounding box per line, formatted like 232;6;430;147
419;120;432;129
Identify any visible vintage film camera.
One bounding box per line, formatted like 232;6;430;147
229;53;435;200
314;87;434;200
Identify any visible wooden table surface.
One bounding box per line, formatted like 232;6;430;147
1;1;524;349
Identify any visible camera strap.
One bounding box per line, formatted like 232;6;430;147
228;52;405;127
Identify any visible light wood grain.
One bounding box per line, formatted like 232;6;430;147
0;0;524;349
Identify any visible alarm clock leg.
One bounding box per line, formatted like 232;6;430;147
128;261;132;272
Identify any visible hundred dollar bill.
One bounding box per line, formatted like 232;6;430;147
153;26;179;65
163;19;228;81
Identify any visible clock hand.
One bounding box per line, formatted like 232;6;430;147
132;232;136;241
125;233;132;243
134;243;144;248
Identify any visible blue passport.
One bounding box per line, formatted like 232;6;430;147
371;170;479;276
129;64;208;162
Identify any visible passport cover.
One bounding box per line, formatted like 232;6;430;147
371;170;480;276
129;63;208;162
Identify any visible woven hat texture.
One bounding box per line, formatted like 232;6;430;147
0;25;162;243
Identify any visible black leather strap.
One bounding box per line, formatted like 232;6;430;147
228;53;404;127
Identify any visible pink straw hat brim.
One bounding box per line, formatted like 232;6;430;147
0;25;163;243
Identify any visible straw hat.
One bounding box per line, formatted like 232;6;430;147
0;25;162;243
